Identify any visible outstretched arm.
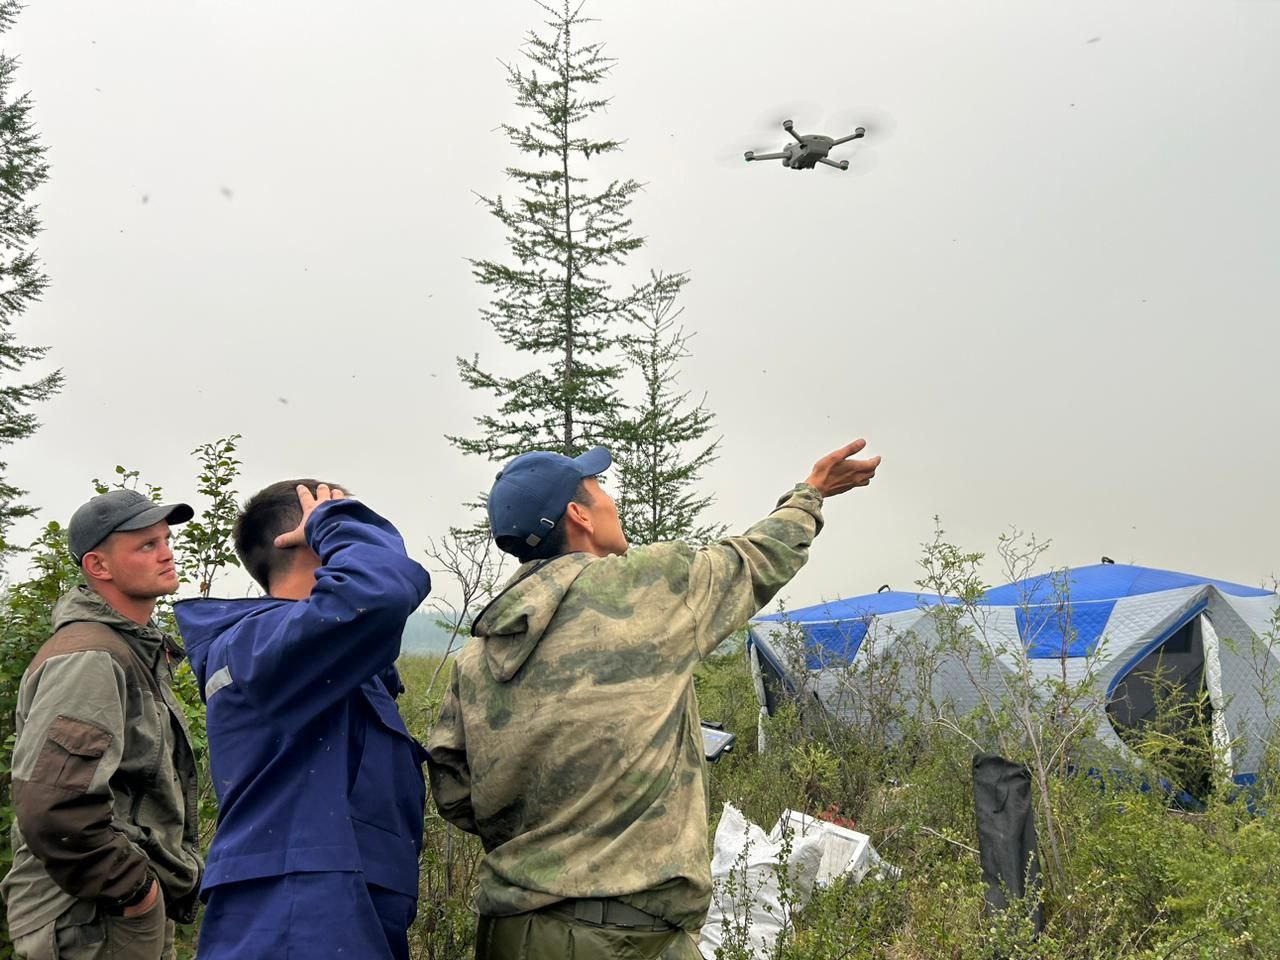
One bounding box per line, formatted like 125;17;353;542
684;440;880;657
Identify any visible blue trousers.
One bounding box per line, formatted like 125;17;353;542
198;872;417;959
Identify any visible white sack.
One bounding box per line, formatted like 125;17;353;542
771;809;895;885
699;803;823;960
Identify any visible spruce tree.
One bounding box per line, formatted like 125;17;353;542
0;1;59;556
451;0;645;460
611;272;724;545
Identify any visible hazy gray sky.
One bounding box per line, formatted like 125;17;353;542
6;0;1279;608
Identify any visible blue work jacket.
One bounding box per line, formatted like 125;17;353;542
174;500;431;898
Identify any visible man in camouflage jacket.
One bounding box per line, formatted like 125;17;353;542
2;491;203;959
428;440;880;959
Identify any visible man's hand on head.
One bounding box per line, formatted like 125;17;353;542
273;483;347;549
804;440;881;498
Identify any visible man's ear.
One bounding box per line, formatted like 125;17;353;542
563;501;593;534
82;551;113;584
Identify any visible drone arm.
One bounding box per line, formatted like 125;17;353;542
783;120;805;143
817;157;849;171
830;127;866;147
745;151;788;162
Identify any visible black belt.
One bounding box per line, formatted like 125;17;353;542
544;898;674;932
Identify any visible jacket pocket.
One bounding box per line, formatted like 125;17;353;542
107;894;167;951
31;715;113;794
348;719;402;834
349;695;426;841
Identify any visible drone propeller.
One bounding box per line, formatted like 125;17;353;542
821;106;893;176
714;145;753;169
732;106;809;169
748;104;897;142
749;99;822;136
824;106;898;144
841;147;879;177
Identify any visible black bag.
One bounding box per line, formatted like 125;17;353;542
972;754;1044;934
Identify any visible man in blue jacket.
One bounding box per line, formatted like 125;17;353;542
173;481;431;959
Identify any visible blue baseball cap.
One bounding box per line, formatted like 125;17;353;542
488;446;612;550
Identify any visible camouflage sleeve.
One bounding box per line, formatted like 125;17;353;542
683;483;824;659
11;651;151;904
425;662;478;834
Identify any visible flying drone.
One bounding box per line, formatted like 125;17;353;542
744;119;866;171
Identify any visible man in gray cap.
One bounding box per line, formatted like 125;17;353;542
2;490;204;960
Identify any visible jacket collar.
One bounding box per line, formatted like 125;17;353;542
52;585;176;664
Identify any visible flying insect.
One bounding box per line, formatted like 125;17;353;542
744;119;866;171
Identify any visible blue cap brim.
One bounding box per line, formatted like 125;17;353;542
573;446;612;477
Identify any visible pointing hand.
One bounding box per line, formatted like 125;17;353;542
804;440;881;498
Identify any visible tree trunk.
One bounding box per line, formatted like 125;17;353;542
560;16;575;456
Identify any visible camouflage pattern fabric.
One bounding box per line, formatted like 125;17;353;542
427;484;824;930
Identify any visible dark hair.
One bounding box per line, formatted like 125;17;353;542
496;480;594;564
235;479;349;591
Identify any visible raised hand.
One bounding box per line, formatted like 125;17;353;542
273;483;346;549
804;440;881;498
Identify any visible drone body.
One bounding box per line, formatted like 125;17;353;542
745;119;866;171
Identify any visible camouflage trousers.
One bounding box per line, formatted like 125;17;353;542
475;908;702;960
10;897;176;960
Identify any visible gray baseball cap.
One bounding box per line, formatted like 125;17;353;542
68;489;194;562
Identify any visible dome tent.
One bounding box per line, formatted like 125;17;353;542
747;564;1280;783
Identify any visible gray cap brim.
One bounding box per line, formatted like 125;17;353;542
114;502;195;533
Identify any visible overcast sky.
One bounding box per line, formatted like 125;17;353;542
5;0;1279;611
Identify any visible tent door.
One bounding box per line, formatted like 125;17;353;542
1198;613;1234;776
1106;610;1222;793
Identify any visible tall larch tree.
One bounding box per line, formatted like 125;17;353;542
450;0;647;461
0;1;60;557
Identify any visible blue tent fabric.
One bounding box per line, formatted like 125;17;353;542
755;590;950;623
1017;599;1117;659
802;620;871;668
980;564;1270;606
756;592;950;668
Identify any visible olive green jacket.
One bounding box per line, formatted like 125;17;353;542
427;484;824;930
1;587;202;939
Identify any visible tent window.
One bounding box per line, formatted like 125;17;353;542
1157;621;1194;654
1107;617;1208;730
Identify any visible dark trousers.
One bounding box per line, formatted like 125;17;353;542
199;872;417;959
475;910;702;960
